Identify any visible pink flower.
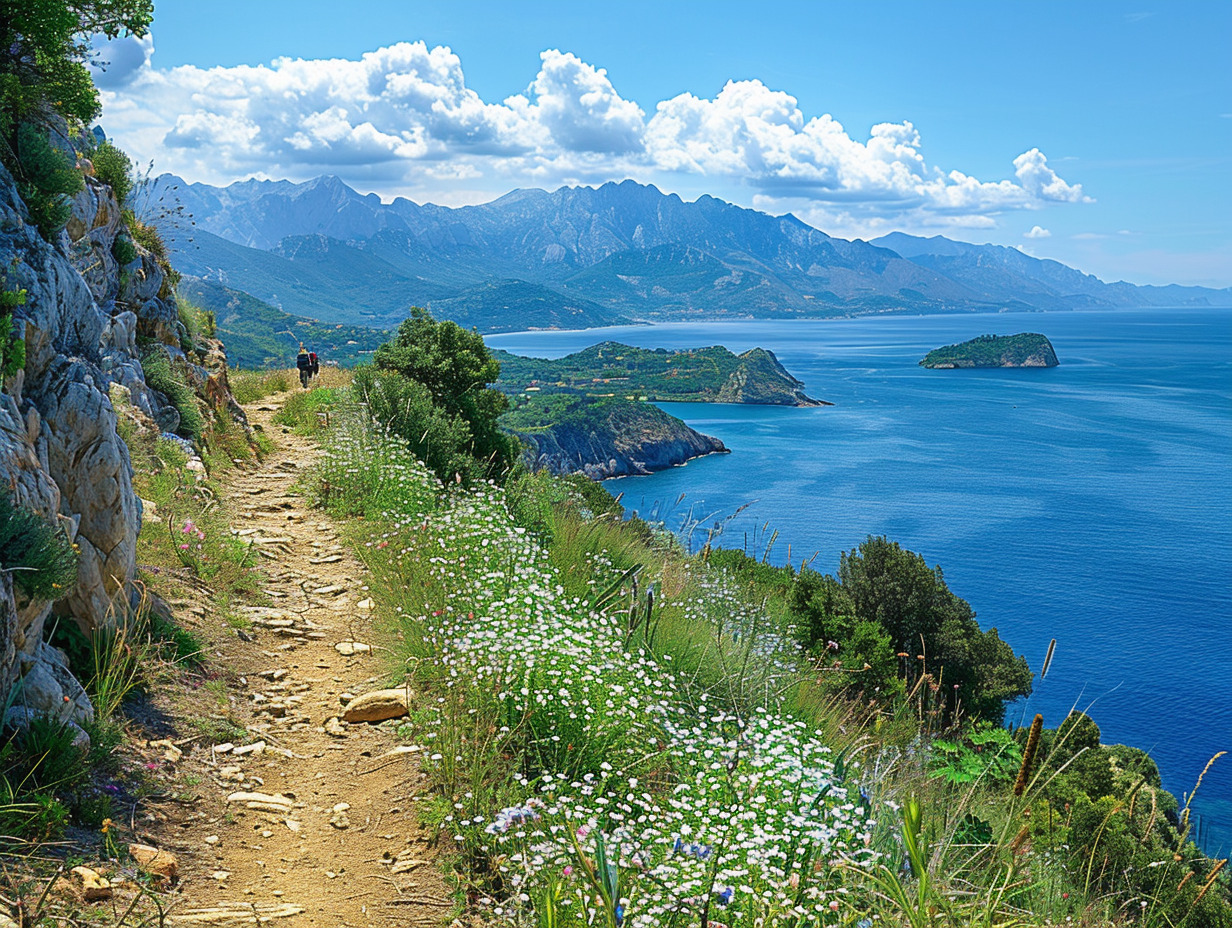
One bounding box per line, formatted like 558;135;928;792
562;866;573;877
181;519;196;535
179;543;190;550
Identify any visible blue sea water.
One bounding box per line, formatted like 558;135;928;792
487;307;1232;852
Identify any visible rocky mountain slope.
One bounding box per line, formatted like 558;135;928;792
0;130;247;744
163;175;1232;332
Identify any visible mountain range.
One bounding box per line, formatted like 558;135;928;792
161;174;1230;338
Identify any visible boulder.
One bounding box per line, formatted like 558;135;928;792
342;688;410;723
127;844;178;886
70;866;112;901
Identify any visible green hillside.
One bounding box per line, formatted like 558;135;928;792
179;278;388;368
920;332;1060;368
494;340;827;405
426;279;632;332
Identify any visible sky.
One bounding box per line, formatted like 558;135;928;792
90;0;1232;288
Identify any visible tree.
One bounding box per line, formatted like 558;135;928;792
0;0;153;129
789;568;855;654
838;536;1031;723
370;307;520;481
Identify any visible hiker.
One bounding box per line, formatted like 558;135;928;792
296;344;312;388
309;350;320;378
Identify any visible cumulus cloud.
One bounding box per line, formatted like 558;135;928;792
97;39;1090;233
1013;149;1090;203
531;51;645;153
1025;225;1052;238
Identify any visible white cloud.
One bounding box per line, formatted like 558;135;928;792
1013;149;1090;203
531;50;645;153
1025;225;1051;238
97;38;1090;232
89;33;153;88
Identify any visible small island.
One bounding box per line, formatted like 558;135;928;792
503;395;727;479
494;342;830;406
920;333;1059;369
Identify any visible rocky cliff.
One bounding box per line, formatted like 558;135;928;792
0;125;247;741
513;398;727;480
716;348;831;406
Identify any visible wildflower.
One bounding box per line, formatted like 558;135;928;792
715;887;734;906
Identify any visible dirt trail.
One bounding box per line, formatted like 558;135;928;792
160;391;449;927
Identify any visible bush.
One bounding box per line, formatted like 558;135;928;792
0;280;27;380
177;297;214;352
12;122;83;240
0;715;88;794
371;307;520;481
112;231;137;266
0;491;77;599
141;349;203;440
90;139;131;203
0;1;153;131
352;365;487;485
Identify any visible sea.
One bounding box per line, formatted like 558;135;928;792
486;307;1232;852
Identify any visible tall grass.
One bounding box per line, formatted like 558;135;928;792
303;404;1232;928
230;367;291;404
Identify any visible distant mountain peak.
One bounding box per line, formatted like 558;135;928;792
167;173;1230;329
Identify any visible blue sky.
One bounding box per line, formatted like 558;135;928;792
93;0;1231;287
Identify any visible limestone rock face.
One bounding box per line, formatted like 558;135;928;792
0;134;248;730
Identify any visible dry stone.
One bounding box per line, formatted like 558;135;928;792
128;844;178;885
342;688;410;723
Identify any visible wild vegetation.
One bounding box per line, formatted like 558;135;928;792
283;322;1232;927
494;341;820;405
0;0;152;241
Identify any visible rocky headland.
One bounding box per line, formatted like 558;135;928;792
507;396;727;479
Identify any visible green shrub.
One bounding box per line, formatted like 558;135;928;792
0;1;153;132
90;139;131;203
112;232;137;266
351;365;483;484
0;715;88;794
0;491;78;599
371;307;520;481
13;122;83;240
176;297;215;353
0;280;26;381
141;349;203;440
0;782;68;842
